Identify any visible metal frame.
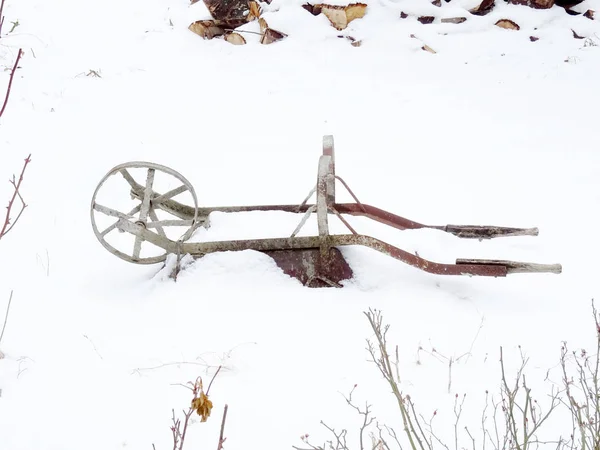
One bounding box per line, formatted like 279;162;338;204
91;136;562;283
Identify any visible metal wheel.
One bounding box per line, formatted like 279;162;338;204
90;161;199;264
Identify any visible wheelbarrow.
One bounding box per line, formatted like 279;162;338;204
90;135;562;287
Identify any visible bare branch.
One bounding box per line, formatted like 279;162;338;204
0;48;23;119
0;290;13;346
217;404;229;450
1;154;31;240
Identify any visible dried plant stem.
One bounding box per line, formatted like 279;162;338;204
0;290;12;345
0;0;5;35
0;48;23;119
217;404;229;450
365;309;427;450
1;153;31;240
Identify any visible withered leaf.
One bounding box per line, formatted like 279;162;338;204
192;392;213;422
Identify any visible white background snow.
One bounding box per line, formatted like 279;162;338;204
0;0;599;448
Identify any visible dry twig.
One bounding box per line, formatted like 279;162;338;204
217;404;229;450
0;289;13;346
0;48;23;119
1;153;31;240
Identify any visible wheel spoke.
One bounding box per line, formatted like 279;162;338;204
146;219;195;228
152;184;188;205
120;169;140;189
133;169;156;259
148;207;166;237
139;168;155;222
94;203;135;219
100;221;119;237
100;204;142;237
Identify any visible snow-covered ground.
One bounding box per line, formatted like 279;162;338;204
1;0;599;448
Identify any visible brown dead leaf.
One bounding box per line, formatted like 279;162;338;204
530;35;539;41
584;9;595;19
572;29;585;39
188;20;225;39
418;16;435;24
225;32;247;45
400;11;409;18
192;392;213;422
495;19;520;30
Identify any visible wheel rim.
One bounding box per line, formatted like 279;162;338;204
90;161;199;264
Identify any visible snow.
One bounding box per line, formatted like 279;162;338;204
0;0;599;448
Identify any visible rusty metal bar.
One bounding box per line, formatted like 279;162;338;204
116;219;561;277
335;175;367;213
131;193;539;241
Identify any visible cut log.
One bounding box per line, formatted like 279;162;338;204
469;0;495;16
248;1;261;21
225;32;247;45
554;0;584;7
188;20;226;39
495;19;520;30
259;17;269;34
584;9;595;19
261;27;287;44
302;3;322;15
258;17;287;44
202;0;261;27
509;0;554;9
316;3;367;30
422;44;436;53
418;16;435;24
441;17;467;23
